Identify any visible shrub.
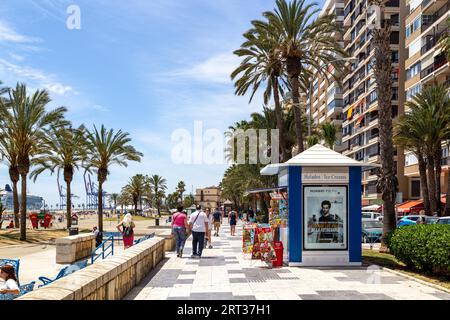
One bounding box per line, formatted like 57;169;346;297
389;224;450;274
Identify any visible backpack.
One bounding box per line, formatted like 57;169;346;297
123;224;133;237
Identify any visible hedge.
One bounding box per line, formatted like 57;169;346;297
389;224;450;274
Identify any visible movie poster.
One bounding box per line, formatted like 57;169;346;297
303;186;347;250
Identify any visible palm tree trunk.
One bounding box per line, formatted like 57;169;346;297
445;147;450;216
272;76;287;162
98;181;103;232
418;152;431;215
19;174;27;241
434;146;442;215
426;154;437;214
12;180;19;228
373;18;396;250
286;57;304;154
66;180;72;229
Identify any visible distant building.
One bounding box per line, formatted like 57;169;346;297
194;186;222;209
0;184;44;211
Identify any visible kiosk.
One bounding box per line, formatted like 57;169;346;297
261;144;378;267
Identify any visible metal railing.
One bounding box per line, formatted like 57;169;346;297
91;235;114;264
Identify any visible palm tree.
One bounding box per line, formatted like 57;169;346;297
0;135;20;228
30;125;88;228
394;112;431;215
148;175;167;217
307;135;319;149
110;193;119;215
319;122;339;150
0;83;67;240
84;125;142;232
176;181;186;203
123;174;146;213
0;201;5;229
232;22;289;162
263;0;347;153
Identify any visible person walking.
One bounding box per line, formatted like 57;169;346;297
212;207;222;237
117;213;135;249
188;205;208;258
172;205;189;258
229;208;238;236
204;208;213;249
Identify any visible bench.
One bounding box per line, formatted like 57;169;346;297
0;281;35;300
38;260;88;288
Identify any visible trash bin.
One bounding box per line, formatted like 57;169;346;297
155;218;160;226
69;227;79;236
272;241;283;268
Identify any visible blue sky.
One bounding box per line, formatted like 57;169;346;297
0;0;324;208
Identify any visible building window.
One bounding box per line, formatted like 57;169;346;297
405;153;418;166
406;62;421;80
406;84;422;101
406;16;421;38
411;180;421;198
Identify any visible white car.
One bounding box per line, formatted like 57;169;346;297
437;217;450;225
362;211;382;221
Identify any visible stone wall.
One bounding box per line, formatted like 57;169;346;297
56;233;95;264
18;237;166;300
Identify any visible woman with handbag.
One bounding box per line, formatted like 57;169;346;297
172;206;189;258
117;213;135;249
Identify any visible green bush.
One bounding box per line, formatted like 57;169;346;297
389;224;450;274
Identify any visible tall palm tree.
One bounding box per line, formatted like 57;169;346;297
148;175;167;217
30;125;88;228
0;135;20;227
264;0;347;153
84;125;142;232
0;83;67;240
176;181;186;203
232;22;289;162
319;122;339;150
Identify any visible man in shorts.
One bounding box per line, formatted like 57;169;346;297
212;208;222;237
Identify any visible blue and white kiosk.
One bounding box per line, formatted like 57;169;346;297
261;144;379;267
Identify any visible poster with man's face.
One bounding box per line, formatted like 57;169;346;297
303;186;347;250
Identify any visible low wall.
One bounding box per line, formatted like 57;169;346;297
56;233;95;264
153;229;175;252
19;237;166;300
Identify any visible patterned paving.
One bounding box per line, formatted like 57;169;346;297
124;221;450;300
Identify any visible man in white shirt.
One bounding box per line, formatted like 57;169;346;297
188;205;209;258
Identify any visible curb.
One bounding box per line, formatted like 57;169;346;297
376;265;450;294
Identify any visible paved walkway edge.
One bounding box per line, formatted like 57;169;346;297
377;265;450;294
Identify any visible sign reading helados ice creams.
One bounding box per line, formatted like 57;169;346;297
301;167;349;184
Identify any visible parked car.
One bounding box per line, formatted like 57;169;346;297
397;215;439;227
362;211;382;221
362;220;383;243
437;217;450;225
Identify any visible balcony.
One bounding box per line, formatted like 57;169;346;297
421;55;449;80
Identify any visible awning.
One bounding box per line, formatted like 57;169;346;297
347;106;353;119
397;200;424;214
245;186;288;195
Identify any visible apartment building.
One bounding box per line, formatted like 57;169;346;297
339;0;408;205
403;0;450;199
306;0;346;153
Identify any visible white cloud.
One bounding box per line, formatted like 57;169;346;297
0;58;73;96
91;104;110;112
167;53;239;84
0;20;39;43
9;53;25;62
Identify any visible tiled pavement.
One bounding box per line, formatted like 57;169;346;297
124;222;450;300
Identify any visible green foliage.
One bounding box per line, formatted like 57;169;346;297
307;135;319;149
183;194;195;208
389;225;450;274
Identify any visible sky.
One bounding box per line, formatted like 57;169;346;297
0;0;324;208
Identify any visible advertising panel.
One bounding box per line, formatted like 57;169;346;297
303;185;348;250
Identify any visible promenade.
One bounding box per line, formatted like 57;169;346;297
125;221;450;300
